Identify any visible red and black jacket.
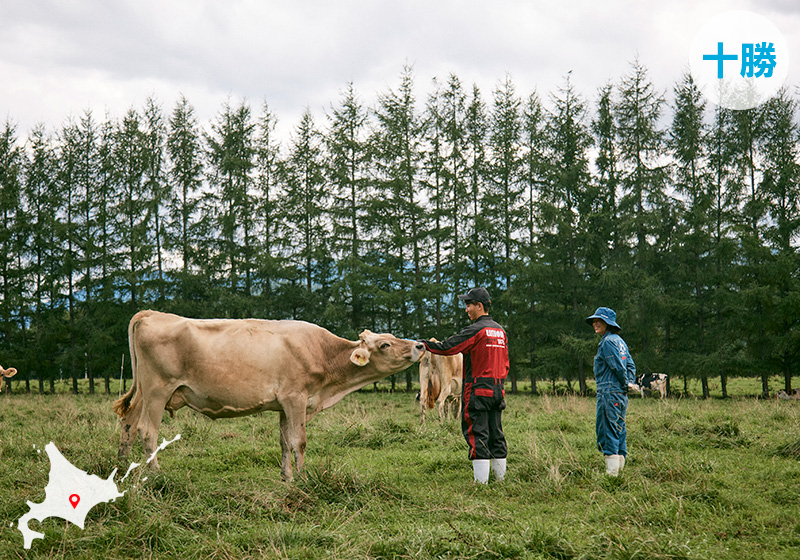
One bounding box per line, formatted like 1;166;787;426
421;315;509;384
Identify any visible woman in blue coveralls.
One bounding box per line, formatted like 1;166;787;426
586;307;636;476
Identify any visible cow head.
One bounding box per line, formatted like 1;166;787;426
350;330;424;372
0;366;17;392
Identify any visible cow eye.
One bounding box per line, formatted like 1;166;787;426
380;342;391;350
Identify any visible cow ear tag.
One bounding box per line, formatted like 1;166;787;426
350;348;370;366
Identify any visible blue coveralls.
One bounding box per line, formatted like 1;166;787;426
594;332;636;457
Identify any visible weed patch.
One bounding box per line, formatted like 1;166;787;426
776;437;800;459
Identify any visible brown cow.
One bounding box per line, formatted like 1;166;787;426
777;389;800;400
113;310;424;480
419;341;462;424
0;365;17;392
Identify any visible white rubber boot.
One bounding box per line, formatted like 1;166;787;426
618;455;626;473
491;458;507;482
605;455;621;476
473;459;490;484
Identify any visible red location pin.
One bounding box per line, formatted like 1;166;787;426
69;494;80;509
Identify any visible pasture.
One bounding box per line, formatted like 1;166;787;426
1;378;799;560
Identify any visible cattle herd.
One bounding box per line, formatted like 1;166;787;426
2;313;799;479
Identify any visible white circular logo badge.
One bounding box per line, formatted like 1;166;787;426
689;10;789;110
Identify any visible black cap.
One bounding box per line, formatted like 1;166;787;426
457;287;491;306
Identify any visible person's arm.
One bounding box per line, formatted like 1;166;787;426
420;322;481;356
625;347;637;385
600;337;628;386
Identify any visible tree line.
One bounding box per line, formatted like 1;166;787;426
0;62;798;398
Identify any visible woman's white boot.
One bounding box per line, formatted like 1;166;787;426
605;455;621;476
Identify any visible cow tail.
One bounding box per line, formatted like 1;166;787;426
113;311;145;418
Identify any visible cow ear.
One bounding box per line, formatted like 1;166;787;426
350;348;371;367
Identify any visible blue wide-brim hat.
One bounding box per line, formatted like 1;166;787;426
586;307;621;331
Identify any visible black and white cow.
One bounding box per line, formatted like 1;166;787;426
634;373;668;398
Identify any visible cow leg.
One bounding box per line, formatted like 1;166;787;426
279;402;307;482
437;392;449;422
138;391;170;469
118;397;143;461
279;412;292;481
439;384;453;421
419;384;427;425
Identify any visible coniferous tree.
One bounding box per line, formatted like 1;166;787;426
441;75;470;317
143;98;169;305
114;108;151;312
23;125;59;392
670;73;712;397
95;116;123;394
56;121;84;393
484;75;526;390
484;75;524;295
372;66;426;390
326;84;371;335
616;61;667;264
74;111;100;393
422;78;448;329
463;85;489;290
705;104;739;397
206;100;257;316
519;91;546;394
283;109;328;321
759;90;800;393
166;95;204;309
730;106;770;396
253;102;285;318
590;84;621;278
372;66;426;340
537;76;593;395
614;60;668;373
0;120;24;393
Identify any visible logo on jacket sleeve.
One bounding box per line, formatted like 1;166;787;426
615;339;628;360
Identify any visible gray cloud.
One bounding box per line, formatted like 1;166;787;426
1;0;797;141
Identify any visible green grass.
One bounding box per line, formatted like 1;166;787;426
1;383;799;559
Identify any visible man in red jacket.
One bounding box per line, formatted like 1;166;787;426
419;287;510;484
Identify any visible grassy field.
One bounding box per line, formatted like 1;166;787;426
1;379;799;559
2;369;795;399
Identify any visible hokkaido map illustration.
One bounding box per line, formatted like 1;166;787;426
15;436;180;549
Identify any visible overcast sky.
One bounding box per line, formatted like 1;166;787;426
2;0;799;144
